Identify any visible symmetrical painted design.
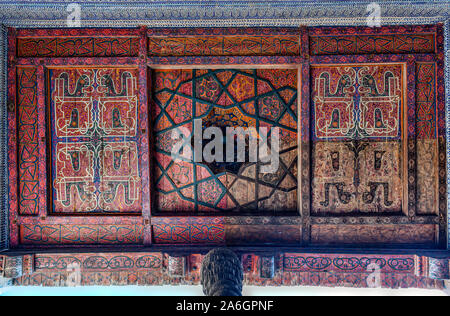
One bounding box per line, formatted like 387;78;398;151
17;37;140;58
17;67;39;215
153;68;298;213
283;254;415;273
312;141;403;214
49;67;142;214
311;64;404;215
427;257;450;280
312;64;402;140
153;224;225;244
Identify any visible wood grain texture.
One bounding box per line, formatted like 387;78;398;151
416;139;439;215
225;225;301;245
310;224;437;245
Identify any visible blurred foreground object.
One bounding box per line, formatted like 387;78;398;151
201;248;243;296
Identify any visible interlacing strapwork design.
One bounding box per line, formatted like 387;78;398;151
17;37;140;58
17;67;39;215
49;68;142;214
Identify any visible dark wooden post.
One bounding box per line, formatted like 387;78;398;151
201;248;243;296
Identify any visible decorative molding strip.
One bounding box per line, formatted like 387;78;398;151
34;253;162;271
0;0;447;3
2;256;22;278
445;19;450;250
0;24;7;251
283;253;416;273
6;251;447;288
311;216;440;225
149;216;301;225
148;35;300;57
1;255;34;278
15;28;141;37
0;2;448;27
147;27;301;36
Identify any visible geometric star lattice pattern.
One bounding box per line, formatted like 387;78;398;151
49;68;142;214
153;69;298;213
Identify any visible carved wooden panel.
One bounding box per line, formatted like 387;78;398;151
311;64;404;216
48;67;142;214
312;141;403;214
8;28;150;248
152;68;298;213
416;63;439;216
17;67;39;215
6;25;446;249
